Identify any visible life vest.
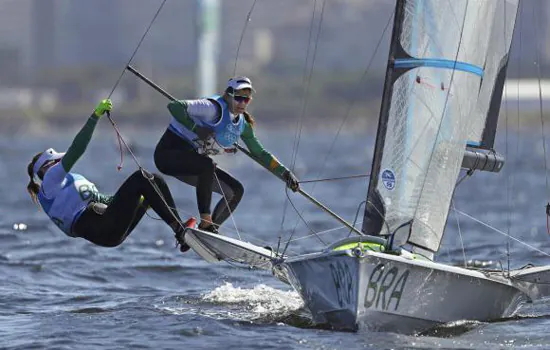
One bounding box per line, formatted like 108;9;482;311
168;95;245;154
38;173;98;236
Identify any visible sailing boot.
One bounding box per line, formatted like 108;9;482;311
199;223;219;234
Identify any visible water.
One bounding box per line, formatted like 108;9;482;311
2;125;550;349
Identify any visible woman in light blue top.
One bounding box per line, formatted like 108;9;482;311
26;99;190;252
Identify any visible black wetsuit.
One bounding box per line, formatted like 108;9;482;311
154;128;243;226
154;99;291;227
74;170;182;247
38;113;184;248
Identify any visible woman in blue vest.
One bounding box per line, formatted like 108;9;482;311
26;99;190;252
154;76;299;233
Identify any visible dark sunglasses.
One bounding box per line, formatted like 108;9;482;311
37;159;59;179
233;95;251;104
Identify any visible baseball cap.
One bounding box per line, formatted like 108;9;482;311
227;76;255;93
33;148;65;176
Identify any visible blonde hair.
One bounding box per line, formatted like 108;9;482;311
27;152;43;203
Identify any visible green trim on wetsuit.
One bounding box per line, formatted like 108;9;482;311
167;100;289;177
167;100;197;131
60;113;113;205
240;121;288;177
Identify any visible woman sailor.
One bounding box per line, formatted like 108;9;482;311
26;99;190;252
154;76;300;233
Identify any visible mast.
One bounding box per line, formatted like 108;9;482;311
362;0;407;236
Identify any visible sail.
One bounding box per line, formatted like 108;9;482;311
468;1;519;149
362;0;520;256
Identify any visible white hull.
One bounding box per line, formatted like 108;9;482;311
276;250;534;333
184;226;550;333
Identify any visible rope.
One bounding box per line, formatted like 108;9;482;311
104;0;167;171
101;0;186;235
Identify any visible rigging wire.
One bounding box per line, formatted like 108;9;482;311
297;173;370;184
451;200;467;268
303;11;394;194
233;0;258;76
213;171;242;240
511;1;523;249
290;0;324;173
100;0;187;234
280;0;327;255
503;0;522;277
281;9;395;252
277;0;321;254
531;2;550;235
504;0;511;277
453;208;550;258
347;201;366;237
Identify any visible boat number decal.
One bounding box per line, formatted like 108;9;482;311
381;169;395;191
330;261;353;307
364;263;409;311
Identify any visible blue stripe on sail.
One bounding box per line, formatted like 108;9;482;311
467;141;481;147
394;58;484;77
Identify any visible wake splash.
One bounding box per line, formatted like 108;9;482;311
156;283;310;327
201;282;304;322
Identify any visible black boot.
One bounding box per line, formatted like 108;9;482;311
199;224;219;234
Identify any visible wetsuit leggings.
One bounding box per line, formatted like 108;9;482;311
73;170;182;247
154;129;244;226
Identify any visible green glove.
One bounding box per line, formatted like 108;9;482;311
94;99;113;117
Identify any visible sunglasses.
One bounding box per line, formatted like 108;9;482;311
233;95;251;104
36;160;57;179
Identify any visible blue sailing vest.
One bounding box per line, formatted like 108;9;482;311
38;173;98;237
168;95;245;150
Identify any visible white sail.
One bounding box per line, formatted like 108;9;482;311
364;0;520;255
469;0;519;148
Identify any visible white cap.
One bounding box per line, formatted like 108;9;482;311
227;76;255;93
33;148;65;176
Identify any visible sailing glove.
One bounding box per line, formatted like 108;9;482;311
282;169;300;192
94;99;113;118
193;125;214;141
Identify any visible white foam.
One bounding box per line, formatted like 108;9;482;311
201;282;303;319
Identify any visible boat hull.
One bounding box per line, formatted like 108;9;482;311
277;251;528;333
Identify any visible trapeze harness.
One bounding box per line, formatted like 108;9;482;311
168;95;245;155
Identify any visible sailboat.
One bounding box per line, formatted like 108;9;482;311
128;0;550;334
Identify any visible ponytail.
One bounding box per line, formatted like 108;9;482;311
243;111;255;127
27;152;43;204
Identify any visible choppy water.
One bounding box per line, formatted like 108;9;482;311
2;124;550;349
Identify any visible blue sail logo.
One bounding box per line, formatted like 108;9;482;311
381;169;396;191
